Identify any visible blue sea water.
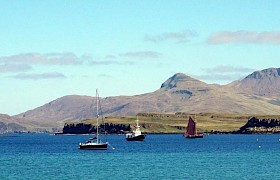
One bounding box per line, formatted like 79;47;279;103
0;133;280;180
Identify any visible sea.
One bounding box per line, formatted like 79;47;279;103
0;133;280;180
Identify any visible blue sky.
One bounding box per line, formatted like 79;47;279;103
1;1;280;115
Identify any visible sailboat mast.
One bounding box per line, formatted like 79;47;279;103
96;89;99;143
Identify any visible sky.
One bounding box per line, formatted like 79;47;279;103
1;0;280;115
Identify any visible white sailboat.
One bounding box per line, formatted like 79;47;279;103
79;89;108;150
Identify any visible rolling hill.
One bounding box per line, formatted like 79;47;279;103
0;114;26;133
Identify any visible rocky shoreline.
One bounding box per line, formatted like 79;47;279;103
233;117;280;134
208;117;280;134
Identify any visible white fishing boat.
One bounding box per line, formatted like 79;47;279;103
126;116;146;141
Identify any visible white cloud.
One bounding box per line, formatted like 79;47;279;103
0;52;84;65
9;72;66;80
98;74;112;78
88;51;161;65
0;64;32;73
119;51;162;58
89;60;134;65
207;31;280;45
194;73;244;82
202;65;254;74
145;30;196;43
104;55;117;59
191;65;255;83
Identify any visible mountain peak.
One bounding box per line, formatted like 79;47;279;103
160;73;206;90
245;68;280;80
234;68;280;96
172;73;190;78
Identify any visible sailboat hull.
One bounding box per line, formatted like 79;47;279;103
79;143;108;150
184;134;203;138
126;134;146;141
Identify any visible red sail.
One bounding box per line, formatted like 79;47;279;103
186;116;196;136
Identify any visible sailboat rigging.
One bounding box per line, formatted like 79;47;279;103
79;89;108;150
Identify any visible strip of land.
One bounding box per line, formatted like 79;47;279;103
64;113;280;134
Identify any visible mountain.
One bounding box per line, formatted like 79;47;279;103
13;95;96;128
13;68;280;130
229;68;280;97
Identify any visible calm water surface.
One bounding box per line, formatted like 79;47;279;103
1;133;280;179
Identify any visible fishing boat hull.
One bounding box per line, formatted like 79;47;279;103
126;134;146;141
79;143;108;150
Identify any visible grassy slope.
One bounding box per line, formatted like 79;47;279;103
72;113;280;133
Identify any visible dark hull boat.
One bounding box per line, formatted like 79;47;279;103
79;89;109;150
184;116;203;138
126;116;146;141
79;142;108;150
126;134;146;141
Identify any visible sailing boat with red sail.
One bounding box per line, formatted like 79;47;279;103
184;116;203;138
